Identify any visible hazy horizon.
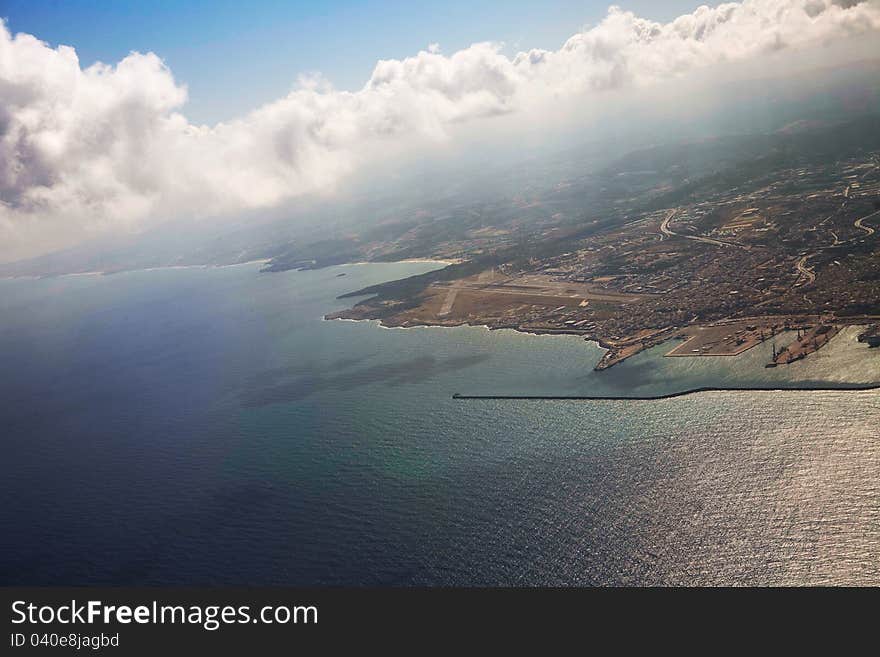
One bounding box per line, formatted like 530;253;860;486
1;0;880;264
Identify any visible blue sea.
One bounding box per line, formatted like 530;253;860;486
1;261;878;585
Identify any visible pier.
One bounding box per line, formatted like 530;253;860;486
452;384;880;401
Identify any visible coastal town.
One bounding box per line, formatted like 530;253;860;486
328;122;880;371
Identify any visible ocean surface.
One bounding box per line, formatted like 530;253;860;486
1;261;878;586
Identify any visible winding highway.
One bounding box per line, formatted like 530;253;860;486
658;209;678;239
659;195;877;291
794;254;816;286
854;208;879;236
659;208;741;248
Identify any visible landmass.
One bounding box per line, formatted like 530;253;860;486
324;116;880;371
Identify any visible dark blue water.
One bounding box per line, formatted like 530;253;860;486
1;262;878;585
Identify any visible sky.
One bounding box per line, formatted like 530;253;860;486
1;1;879;263
0;0;703;124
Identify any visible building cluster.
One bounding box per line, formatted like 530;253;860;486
488;150;880;339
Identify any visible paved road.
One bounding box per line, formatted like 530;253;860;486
790;205;878;289
795;255;816;286
855;208;879;236
657;200;876;292
660;208;740;248
659;209;677;239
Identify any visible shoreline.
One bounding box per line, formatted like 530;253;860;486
325;311;879;376
0;259;272;281
325;314;599;341
2;257;451;281
337;258;459;267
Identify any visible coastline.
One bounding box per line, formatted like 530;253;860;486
338;258;460;267
0;258;271;281
323;313;613;360
324;311;879;378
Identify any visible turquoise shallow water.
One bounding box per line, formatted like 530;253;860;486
1;261;878;585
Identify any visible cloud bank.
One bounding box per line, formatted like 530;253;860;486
1;0;879;261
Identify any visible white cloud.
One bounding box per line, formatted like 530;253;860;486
1;0;879;261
